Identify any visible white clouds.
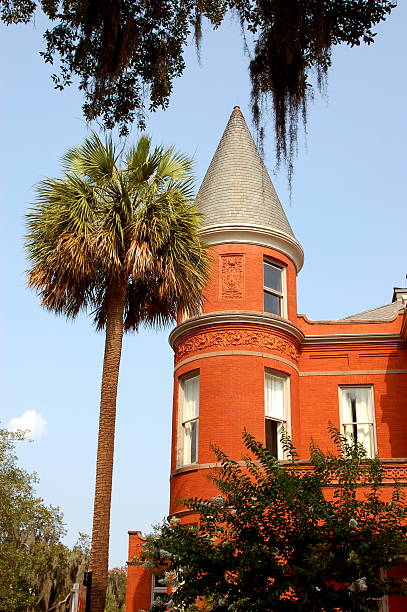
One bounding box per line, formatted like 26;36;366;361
8;410;47;439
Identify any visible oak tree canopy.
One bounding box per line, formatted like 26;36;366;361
0;428;90;612
1;1;395;172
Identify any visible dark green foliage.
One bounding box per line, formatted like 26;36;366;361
0;428;89;611
139;428;407;611
0;1;395;173
246;0;395;179
104;567;127;612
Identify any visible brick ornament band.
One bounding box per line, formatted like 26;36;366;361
175;329;300;362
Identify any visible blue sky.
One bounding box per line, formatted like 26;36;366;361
1;5;406;567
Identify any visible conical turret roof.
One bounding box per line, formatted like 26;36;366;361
195;106;295;238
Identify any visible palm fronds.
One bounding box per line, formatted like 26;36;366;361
25;133;209;330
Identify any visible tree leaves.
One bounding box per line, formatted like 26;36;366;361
140;429;407;612
25;131;209;330
1;0;396;177
0;428;89;612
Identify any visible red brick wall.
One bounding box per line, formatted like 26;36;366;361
170;241;407;514
201;243;298;321
125;532;151;612
296;312;404;336
297;342;407;458
171;340;300;463
128;238;407;611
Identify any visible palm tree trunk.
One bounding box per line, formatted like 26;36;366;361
90;281;126;612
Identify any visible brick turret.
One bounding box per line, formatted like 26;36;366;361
126;109;407;612
168;106;305;517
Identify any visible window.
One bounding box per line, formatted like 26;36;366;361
264;260;284;315
151;574;167;605
339;386;376;458
265;371;289;459
179;373;199;466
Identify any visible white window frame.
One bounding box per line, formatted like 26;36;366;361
264;370;291;459
339;385;377;458
263;259;287;317
151;574;167;605
177;372;200;467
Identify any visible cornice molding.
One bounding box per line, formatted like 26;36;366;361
200;224;304;272
401;311;407;340
300;369;407;377
169;311;305;348
169;315;404;352
303;333;403;346
298;312;403;325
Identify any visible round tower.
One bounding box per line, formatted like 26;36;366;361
168;107;304;517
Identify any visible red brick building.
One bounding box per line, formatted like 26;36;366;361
126;107;407;612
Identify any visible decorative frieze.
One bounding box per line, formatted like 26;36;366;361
172;461;407;484
175;329;300;362
382;466;407;482
220;254;244;299
169;311;305;348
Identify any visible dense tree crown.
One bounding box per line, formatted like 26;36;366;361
1;1;395;174
25;132;208;329
105;567;127;612
0;428;89;612
137;429;407;612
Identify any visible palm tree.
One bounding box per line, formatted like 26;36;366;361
25;133;208;612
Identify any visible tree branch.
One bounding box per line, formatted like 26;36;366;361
47;591;72;611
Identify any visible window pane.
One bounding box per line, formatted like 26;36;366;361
264;291;281;315
341;387;371;423
184;376;199;419
343;424;354;447
153;575;162;588
183;420;198;464
341;387;374;459
354;388;371;421
265;419;278;457
357;423;373;456
343;423;374;457
153;592;165;602
190;420;197;463
264;262;282;292
265;374;285;419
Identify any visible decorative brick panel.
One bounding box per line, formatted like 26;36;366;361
220;254;244;299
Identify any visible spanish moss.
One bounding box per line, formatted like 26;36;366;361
1;0;396;177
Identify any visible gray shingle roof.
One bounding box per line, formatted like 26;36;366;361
195;107;295;237
340;301;404;321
